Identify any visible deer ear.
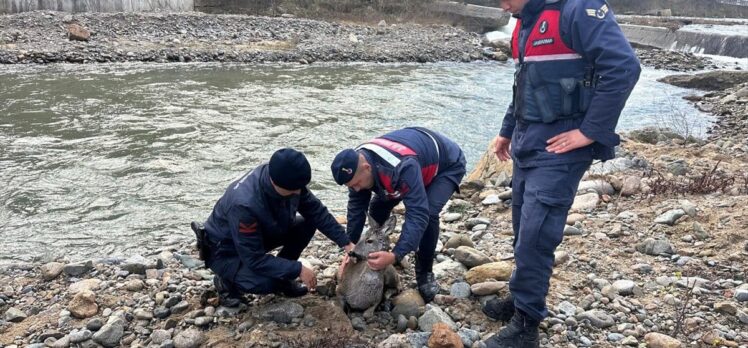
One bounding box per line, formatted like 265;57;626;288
382;215;397;234
366;213;380;230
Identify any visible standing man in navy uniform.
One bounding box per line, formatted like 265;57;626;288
482;0;640;346
201;148;354;306
331;127;466;302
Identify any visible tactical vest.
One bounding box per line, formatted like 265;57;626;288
511;0;595;124
357;129;440;200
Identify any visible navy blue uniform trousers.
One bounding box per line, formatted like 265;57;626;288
369;163;465;276
510;161;590;321
207;216;316;295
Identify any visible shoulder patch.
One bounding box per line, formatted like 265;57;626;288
586;4;608;19
239;221;258;234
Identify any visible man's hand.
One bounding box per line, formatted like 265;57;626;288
367;251;395;271
493;135;511;162
343;242;355;254
546;129;594;154
299;265;317;291
337;243;355;279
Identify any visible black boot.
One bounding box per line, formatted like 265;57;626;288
213;275;245;308
416;272;439;303
276;280;308;298
484;310;540;348
482;294;516;322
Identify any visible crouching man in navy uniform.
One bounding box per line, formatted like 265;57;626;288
201;148;354;306
331;127;466;303
481;0;640;347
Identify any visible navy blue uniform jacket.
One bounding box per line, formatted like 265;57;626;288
500;0;641;167
204;164;350;281
346;128;465;260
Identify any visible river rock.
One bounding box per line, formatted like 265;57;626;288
612;280;640;296
392;289;426;319
563;225;583;236
554;250;569;266
444;234;474;249
457;328;481;348
428;322;464;348
556;301;576;316
679;199;697;217
636;238;674;255
578;180;615;195
67;23;90;41
261;301;304;324
470;281;506;296
69;278;102;294
418;305;456;331
150;329;172;345
675;277;710;289
454;246;491;268
194;316;212;327
714;302;738;315
86;318;104;331
69;289;98;319
566;213;586;225
658;70;748;91
173;328;204;348
5;307;27;322
654;209;685;225
644;332;682;348
620;176;641;196
465;262;512;284
735;289;748;302
572;193;599;211
121;255;148;274
124;279;145;291
378;334;410;348
482;195;500;205
92;317;125;347
433;259;467;280
442;213;462;222
465;217;491;230
40;262;65;280
63;260;93;276
576;310;615;328
450;282;471;299
133;308;153;320
69;329;93;343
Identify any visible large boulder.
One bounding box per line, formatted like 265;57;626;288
67;23;91;41
466;137;512;183
92;317;125;347
644;332;682;348
465;262;512;285
658;70;748;91
454;246;492;269
418;305;456;332
68;290;98;319
40;262;65;281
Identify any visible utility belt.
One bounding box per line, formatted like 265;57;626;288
515;64;596;124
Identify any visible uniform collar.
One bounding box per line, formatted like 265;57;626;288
360;149;383;193
521;0;549;17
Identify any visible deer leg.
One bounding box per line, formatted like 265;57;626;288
383;265;400;291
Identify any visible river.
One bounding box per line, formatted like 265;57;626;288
0;62;713;263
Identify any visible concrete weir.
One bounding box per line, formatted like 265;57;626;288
622;24;748;58
0;0;193;13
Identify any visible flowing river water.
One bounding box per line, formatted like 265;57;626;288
0;62;714;264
